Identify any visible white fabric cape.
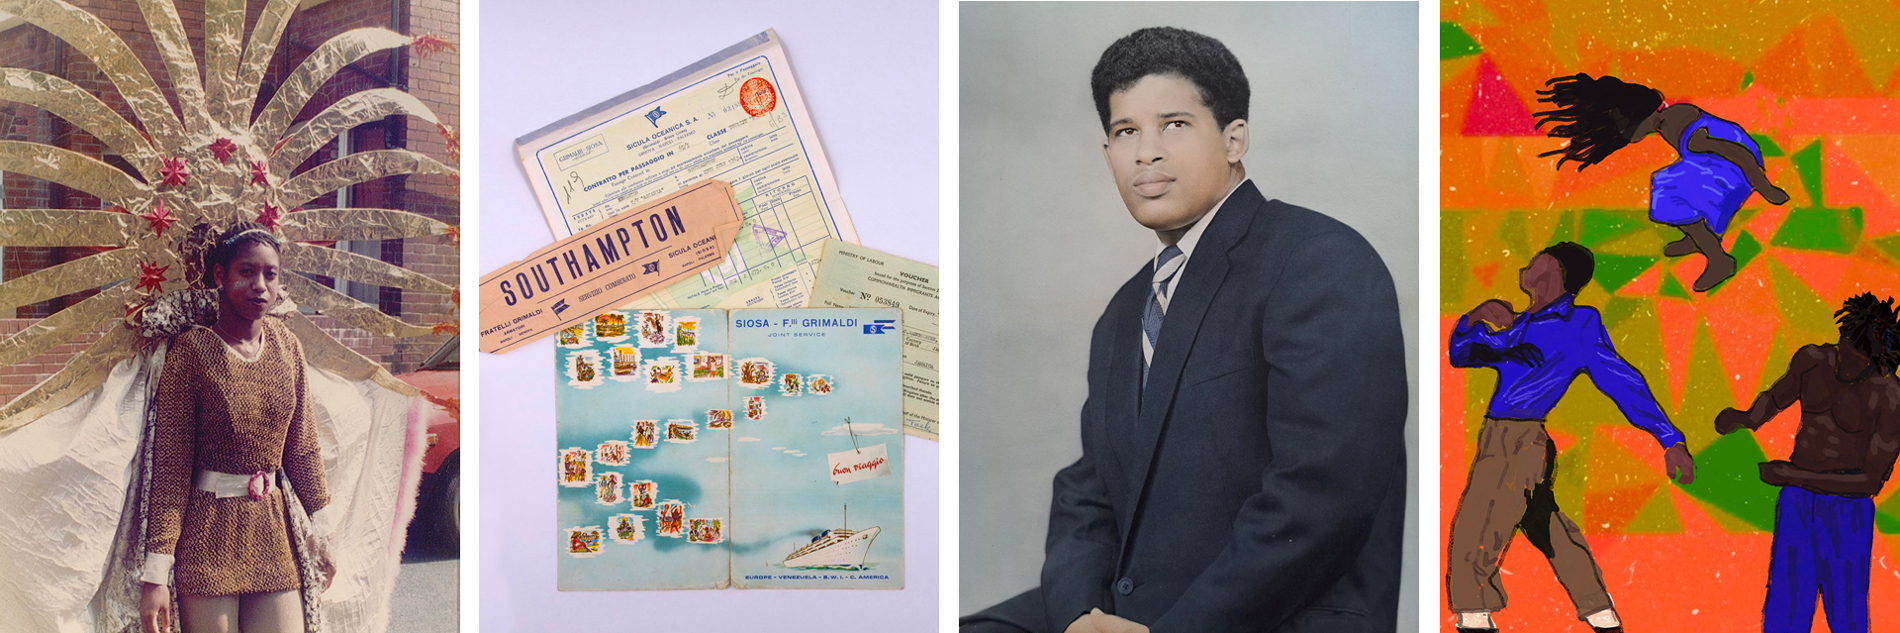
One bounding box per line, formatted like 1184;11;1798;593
0;344;424;632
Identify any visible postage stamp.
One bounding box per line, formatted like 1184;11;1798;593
644;357;683;393
559;448;592;487
609;514;646;544
737;357;776;389
665;420;699;444
674;315;700;352
655;500;686;538
706;408;734;429
688;517;725;544
595;471;624;506
595;440;630;466
631;419;660;449
564;350;604;389
592;311;630;343
638;310;671;348
629;479;656;509
687;352;727;382
807;374;834;395
745;395;766;421
779;372;802;397
567;526;604;558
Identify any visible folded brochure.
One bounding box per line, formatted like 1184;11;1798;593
557;307;903;589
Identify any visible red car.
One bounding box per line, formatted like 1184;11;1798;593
397;336;460;551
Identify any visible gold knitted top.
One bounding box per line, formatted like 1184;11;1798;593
142;318;329;596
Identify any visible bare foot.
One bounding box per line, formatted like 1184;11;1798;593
1759;183;1791;205
1694;251;1737;292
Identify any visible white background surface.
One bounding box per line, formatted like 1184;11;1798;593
476;0;939;630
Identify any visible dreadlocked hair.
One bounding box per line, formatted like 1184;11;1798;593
1835;292;1900;376
202;221;281;287
1533;73;1663;172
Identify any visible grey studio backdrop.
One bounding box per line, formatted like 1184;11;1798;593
958;2;1421;629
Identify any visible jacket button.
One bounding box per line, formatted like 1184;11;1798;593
1116;578;1134;595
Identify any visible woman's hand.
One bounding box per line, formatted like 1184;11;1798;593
139;581;171;633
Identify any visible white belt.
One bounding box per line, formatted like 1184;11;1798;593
195;469;276;499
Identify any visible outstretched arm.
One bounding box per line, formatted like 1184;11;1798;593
1716;345;1821;435
1149;231;1407;632
1581;309;1686;449
1686;128;1789;205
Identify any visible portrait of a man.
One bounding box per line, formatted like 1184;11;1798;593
959;4;1419;633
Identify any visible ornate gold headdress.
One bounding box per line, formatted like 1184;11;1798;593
0;0;461;430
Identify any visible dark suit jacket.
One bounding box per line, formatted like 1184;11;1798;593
1040;181;1408;633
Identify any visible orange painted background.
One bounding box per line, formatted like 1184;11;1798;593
1441;1;1900;631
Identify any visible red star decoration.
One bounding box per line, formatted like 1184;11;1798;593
209;137;238;163
135;261;168;293
138;200;178;236
436;123;461;163
410;33;457;58
256;202;282;229
159;156;189;188
250;160;270;186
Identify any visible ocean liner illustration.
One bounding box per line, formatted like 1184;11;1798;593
782;504;880;570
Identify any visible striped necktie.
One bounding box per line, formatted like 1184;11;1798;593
1142;245;1185;384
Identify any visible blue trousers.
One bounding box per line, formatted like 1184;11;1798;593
1763;485;1873;633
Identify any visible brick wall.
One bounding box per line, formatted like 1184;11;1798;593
0;0;460;394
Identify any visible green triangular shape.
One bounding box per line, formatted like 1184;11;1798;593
1741;71;1755;91
1442;22;1483;59
1625;486;1685;533
1442;211;1469;313
1548;209;1580;246
1750;133;1784;157
1678;431;1778;532
1580;209;1651;248
1707;231;1764;298
1792;140;1824;207
1765;257;1840;340
1601;296;1648;329
1660;272;1691;299
1770;207;1864;253
1878;492;1900;533
1593;254;1658;294
1872;235;1900;267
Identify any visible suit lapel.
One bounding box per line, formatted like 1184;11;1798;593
1116;181;1263;559
1104;273;1146;538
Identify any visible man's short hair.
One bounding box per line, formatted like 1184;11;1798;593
1090;27;1250;134
1539;242;1595;295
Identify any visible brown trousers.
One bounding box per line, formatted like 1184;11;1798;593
1446;418;1613;619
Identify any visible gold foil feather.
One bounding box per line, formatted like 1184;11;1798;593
231;0;298;127
282;274;435;338
0;69;159;179
279;242;453;294
0;0;456;431
284;312;419;397
134;0;211;133
251;28;413;146
0;284;134;367
0;209;141;247
278;149;457;207
278;208;451;242
273;89;442;173
202;0;244;128
0;327;140;433
0;0;184;147
0;248;145;311
0;141;154;209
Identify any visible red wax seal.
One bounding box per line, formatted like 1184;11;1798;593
739;77;777;117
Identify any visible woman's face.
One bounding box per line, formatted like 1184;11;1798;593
215;241;282;322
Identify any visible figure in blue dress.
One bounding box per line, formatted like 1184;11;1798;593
1533;74;1792;292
